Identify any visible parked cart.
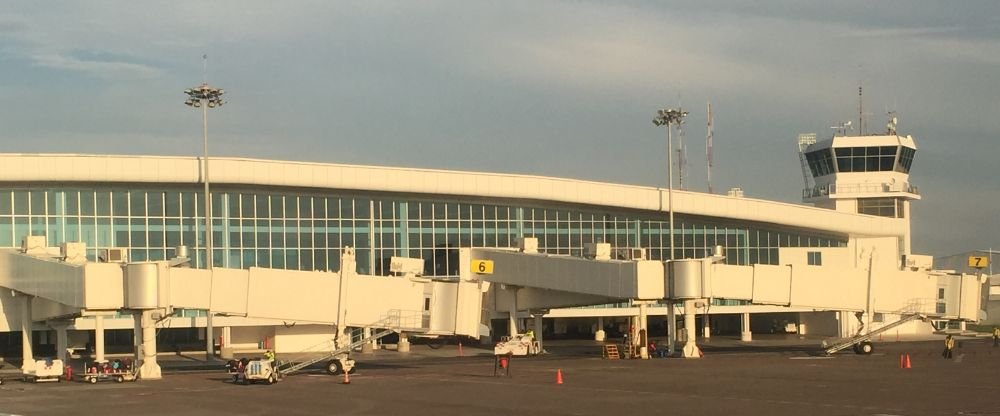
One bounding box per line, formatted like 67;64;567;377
79;359;139;384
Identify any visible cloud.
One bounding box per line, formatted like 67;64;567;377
30;53;163;79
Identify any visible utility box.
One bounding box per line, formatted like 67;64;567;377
517;237;539;254
61;242;87;264
584;243;611;260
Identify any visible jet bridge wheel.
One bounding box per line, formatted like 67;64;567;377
325;359;343;375
855;341;874;355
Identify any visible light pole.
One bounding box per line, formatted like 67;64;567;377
653;107;688;358
185;83;225;359
653;108;688;261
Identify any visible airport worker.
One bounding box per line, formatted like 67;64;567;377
525;329;535;340
264;350;275;362
942;335;955;359
993;327;999;347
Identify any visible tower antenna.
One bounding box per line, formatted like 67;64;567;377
706;101;714;194
858;83;863;136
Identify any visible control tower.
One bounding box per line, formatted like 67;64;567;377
799;117;920;253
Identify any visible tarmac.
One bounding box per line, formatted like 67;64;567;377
2;334;999;415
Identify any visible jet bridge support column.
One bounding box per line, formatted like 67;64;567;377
95;315;106;363
595;316;606;341
505;285;520;336
666;302;676;357
138;310;161;379
681;300;701;359
52;323;69;364
740;312;752;342
531;310;545;354
20;294;34;372
635;301;653;359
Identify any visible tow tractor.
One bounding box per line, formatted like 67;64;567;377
230;359;281;385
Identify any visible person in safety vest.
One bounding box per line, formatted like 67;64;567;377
942;335;955;359
993;327;999;348
264;350;275;363
524;329;535;340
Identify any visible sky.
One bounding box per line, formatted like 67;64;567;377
1;1;998;257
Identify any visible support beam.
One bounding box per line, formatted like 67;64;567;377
507;286;519;337
667;301;676;356
21;294;34;373
637;302;650;359
94;315;106;363
681;300;701;358
532;311;545;354
138;311;161;379
53;324;69;364
398;332;410;353
205;312;215;360
703;312;711;339
595;316;606;341
741;312;752;342
361;327;375;353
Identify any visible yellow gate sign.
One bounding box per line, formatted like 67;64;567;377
968;256;989;269
472;260;494;274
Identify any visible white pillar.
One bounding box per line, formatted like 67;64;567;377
220;326;233;359
397;332;410;353
507;286;519;337
741;312;752;342
21;295;34;373
361;327;375;353
681;300;701;358
532;312;544;354
702;312;711;339
638;302;649;359
139;311;161;379
595;316;606;341
667;302;676;356
94;315;106;363
206;312;215;360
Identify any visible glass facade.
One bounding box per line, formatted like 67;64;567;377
0;187;848;278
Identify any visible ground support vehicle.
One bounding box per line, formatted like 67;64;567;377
80;368;139;384
22;359;65;383
493;334;540;356
234;359;281;385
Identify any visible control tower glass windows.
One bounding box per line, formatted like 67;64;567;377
857;198;904;218
833;146;898;173
897;147;916;173
805;149;835;177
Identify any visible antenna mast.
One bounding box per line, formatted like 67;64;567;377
858;84;864;136
676;109;686;190
706;101;714;194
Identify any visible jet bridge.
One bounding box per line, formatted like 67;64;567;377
0;237;485;379
465;238;985;359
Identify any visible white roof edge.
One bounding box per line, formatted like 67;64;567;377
0;153;905;238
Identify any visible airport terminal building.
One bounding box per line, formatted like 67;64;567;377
0;133;936;354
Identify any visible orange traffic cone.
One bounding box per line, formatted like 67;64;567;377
459;342;464;357
556;369;563;385
904;354;912;369
899;354;904;368
343;369;351;384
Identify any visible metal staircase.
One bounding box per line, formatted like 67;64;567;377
276;309;424;376
823;313;924;355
